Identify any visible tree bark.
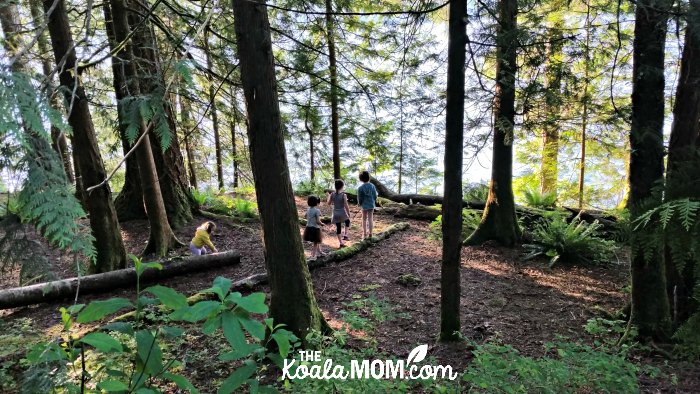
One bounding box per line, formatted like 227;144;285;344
204;29;224;190
304;104;316;182
629;0;672;339
664;0;700;325
110;0;182;257
0;251;240;309
465;0;521;247
180;93;199;190
42;0;127;273
578;2;592;209
28;0;74;184
103;0;146;222
540;22;563;195
129;9;195;228
325;0;341;180
439;0;466;342
231;87;240;188
232;0;329;341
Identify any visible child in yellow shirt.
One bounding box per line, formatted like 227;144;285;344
190;221;218;255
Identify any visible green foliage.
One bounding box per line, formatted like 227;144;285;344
20;256;298;393
634;198;700;359
523;214;616;267
120;91;172;151
463;182;489;202
0;71;96;274
429;209;481;241
294;180;327;197
522;187;557;208
196;189;259;221
462;340;643;393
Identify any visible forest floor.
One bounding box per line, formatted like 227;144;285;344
1;197;698;392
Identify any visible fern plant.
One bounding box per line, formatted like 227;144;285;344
634;198;700;358
0;71;96;280
429;209;481;241
523;214;616;267
523;187;557;208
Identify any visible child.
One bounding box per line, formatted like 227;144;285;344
357;170;378;239
190;221;218;255
303;195;326;259
326;179;351;248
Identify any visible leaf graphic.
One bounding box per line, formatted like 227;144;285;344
407;344;428;364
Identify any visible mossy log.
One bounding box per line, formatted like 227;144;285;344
370;177;617;230
0;251;240;309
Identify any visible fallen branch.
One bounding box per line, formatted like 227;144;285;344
0;251;240;309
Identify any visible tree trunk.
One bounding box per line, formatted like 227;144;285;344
103;0;146;222
42;0;127;273
180;94;199;190
439;0;467;342
325;0;341;180
231;0;329;341
305;105;316;182
109;0;182;257
664;0;700;325
0;251;240;309
129;11;195;228
204;29;224;190
465;0;521;247
578;2;592;209
628;0;672;340
231;87;240;188
540;23;563;195
28;0;74;184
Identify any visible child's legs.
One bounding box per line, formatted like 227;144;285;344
344;219;350;235
361;210;368;237
190;243;202;256
367;209;374;237
335;222;344;244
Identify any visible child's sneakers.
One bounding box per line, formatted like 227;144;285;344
342;235;349;241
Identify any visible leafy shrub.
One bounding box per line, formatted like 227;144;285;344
21;255;297;394
522;187;557;208
462;340;643;393
190;188;209;206
231;198;258;219
295;180;326;197
463;182;489;202
199;192;258;221
523;214;616;267
429;209;481;241
635;198;700;359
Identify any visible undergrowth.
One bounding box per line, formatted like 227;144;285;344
523;214;616;267
429;209;481;241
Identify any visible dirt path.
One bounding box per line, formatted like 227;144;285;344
1;197;697;392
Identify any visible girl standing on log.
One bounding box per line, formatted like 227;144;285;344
327;179;351;247
190;221;218;255
358;171;378;239
303;196;326;259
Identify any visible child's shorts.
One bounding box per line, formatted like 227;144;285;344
303;226;322;243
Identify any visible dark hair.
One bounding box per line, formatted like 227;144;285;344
359;170;370;182
205;221;216;233
334;179;345;192
307;195;320;207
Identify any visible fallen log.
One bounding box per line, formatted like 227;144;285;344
370;177;618;230
0;251;240;309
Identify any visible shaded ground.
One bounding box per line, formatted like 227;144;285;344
1;197;698;392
